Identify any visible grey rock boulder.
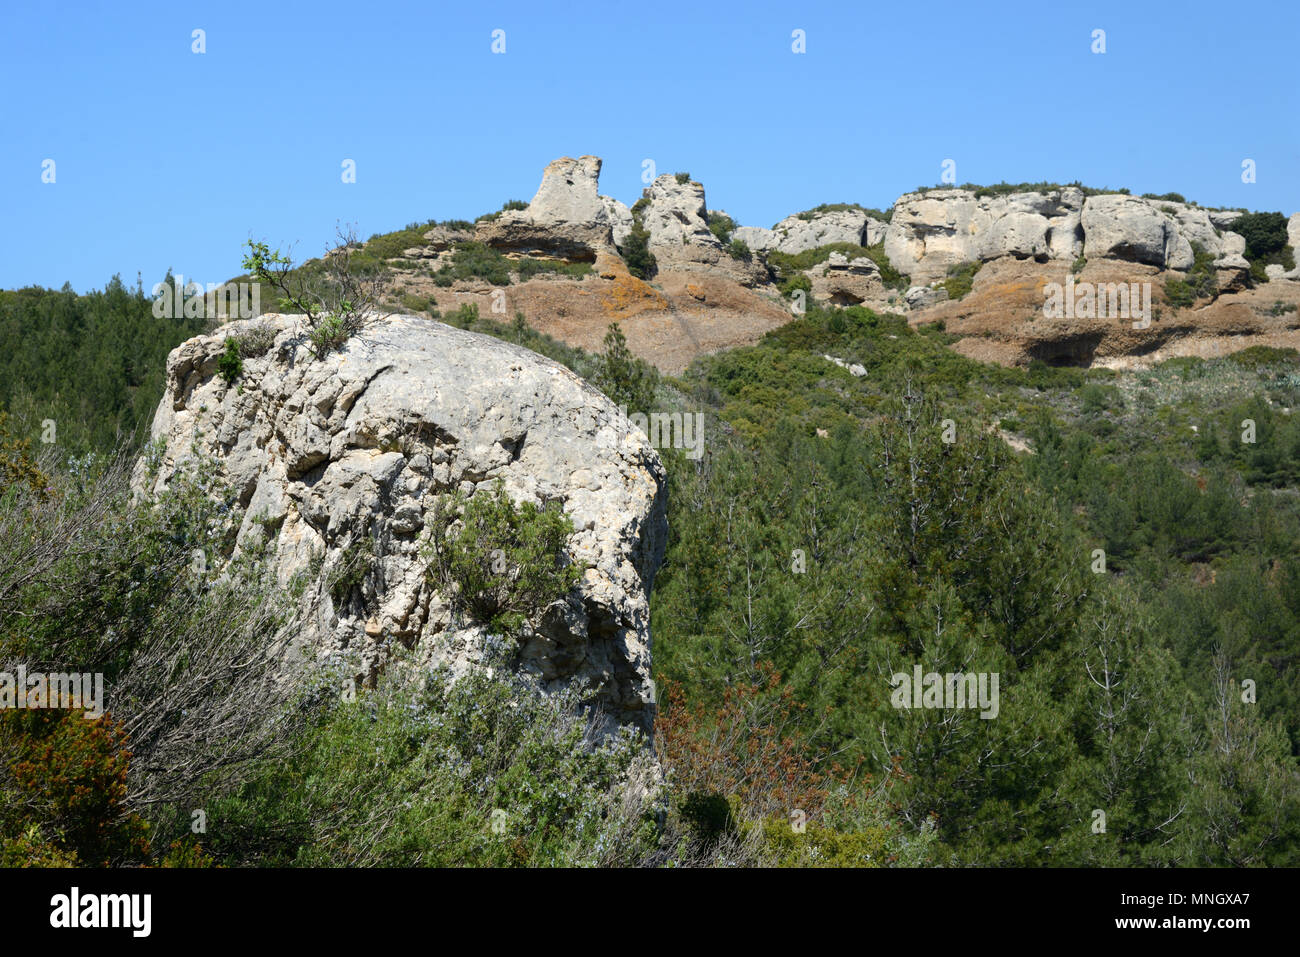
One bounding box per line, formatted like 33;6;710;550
133;313;668;733
638;174;769;284
905;284;950;309
884;188;1085;284
478;155;631;262
808;252;883;305
771;208;868;254
732;225;778;254
1081;194;1194;269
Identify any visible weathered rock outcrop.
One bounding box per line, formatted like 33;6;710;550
808;252;884;305
884;188;1085;284
731;225;778;254
913;256;1300;368
775;209;887;254
734;209;887;258
133;313;668;733
642;174;717;257
638;175;769;286
477;155;632;261
1288;214;1300;280
877;188;1272;285
1080;194;1195;270
372;154;1300;375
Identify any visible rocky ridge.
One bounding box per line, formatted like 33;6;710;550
375;155;1300;370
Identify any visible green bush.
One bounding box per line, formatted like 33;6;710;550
307;314;349;356
679;791;736;850
1164;243;1218;308
769;242;908;292
754;817;890;867
431;241;514;287
207;663;659;867
447;302;479;329
595;322;659;412
359;224;435;263
475;198;529;223
793;202;892;224
674;172;691;185
707;212;736;245
1078;382;1123;414
1225;345;1300;369
1231;211;1295;281
514;258;593;281
241;230;382;359
620;223;656;280
779;273;812;299
217;337;242;385
943;261;982;301
401;292;436;314
424;480;583;637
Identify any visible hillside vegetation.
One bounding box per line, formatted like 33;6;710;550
2;262;1299;866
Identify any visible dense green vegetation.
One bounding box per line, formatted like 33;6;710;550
1231;211;1297;281
1165;242;1219;308
424;480;584;636
431;241;593;287
768;242;909;292
0;276;209;454
707;211;736;245
475;199;529;224
790;202;893;223
650;303;1300;865
943;260;982;300
621;222;657;280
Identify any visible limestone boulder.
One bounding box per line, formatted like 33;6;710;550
884;188;1085;284
477;155;630;261
133;313;668;733
807;252;883;305
1081;194;1194;270
639;175;768;285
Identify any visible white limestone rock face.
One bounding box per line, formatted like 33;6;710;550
478;155;631;261
1081;194;1194;270
771;209;868;254
732;225;778;254
884;188;1085;284
864;217;889;248
643;174;720;257
132;313;668;734
1288;213;1300;280
807;252;883;305
638;174;769;284
602;194;634;248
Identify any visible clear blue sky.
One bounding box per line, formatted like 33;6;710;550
2;0;1297;293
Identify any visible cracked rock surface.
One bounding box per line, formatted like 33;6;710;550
133;313;668;733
